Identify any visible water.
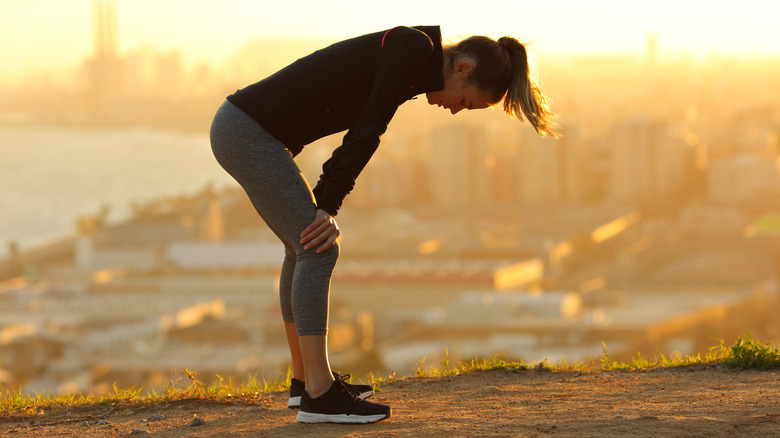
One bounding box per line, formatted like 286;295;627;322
0;125;237;257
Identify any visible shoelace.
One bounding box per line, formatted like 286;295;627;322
333;373;363;401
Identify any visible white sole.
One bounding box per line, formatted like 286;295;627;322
296;411;388;424
287;396;302;409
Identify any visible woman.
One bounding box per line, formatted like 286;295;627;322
210;25;557;424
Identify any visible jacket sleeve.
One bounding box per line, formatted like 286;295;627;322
312;28;434;216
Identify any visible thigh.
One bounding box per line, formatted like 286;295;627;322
211;102;316;249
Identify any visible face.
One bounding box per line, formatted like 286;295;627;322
426;61;495;115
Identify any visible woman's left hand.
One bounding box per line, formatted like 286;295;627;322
300;209;341;254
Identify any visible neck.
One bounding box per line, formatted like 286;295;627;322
442;49;460;79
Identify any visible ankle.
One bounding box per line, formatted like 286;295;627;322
306;385;331;398
305;375;335;399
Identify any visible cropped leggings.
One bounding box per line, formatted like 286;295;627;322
210;100;338;336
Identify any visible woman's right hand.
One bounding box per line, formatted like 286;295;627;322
300;209;341;254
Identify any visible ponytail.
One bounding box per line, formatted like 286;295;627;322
497;37;559;138
447;35;559;138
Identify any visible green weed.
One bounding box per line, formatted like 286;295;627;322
723;334;780;370
434;348;459;377
414;356;429;377
2;335;778;417
459;354;530;373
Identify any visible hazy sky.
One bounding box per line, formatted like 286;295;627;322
2;0;779;80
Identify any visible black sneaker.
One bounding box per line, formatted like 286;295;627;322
288;372;373;409
296;374;390;424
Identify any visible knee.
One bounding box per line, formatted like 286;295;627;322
317;240;340;261
296;240;340;263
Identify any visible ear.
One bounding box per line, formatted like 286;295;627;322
453;61;475;75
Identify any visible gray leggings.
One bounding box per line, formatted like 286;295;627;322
210;100;338;336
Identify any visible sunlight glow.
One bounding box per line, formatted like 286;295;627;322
3;0;780;82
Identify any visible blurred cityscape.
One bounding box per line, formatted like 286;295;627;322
2;1;780;395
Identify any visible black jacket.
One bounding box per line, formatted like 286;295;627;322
226;25;445;216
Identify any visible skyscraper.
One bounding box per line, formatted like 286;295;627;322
84;0;121;113
94;0;118;59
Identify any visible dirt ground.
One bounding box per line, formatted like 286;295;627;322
2;365;778;437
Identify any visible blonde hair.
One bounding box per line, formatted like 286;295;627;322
446;36;559;138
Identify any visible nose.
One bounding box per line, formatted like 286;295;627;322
450;106;464;115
